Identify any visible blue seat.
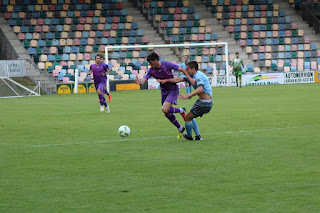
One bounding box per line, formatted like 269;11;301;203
137;29;143;36
72;46;78;53
305;51;311;58
292;37;298;44
52;18;58;25
285;52;291;58
216;55;222;62
38;40;45;47
119;52;126;59
28;5;34;11
26;33;32;40
28;47;35;54
247;39;253;46
140;51;146;58
248;18;254;25
272;39;279;45
259;53;265;60
56;25;63;32
128;37;135;44
55;4;62;11
291;66;297;71
132;22;138;30
207;66;213;74
48;54;55;61
102;3;108;10
93;17;99;24
80;38;87;45
279;10;285;17
298;44;304;51
278;52;284;59
52;39;59;46
311;43;317;50
202;56;209;62
65;46;71;53
82;31;89;38
8;19;15;26
285;45;291;51
205;33;211;41
235;19;241;25
96;31;103;38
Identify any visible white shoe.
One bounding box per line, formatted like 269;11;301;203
106;106;110;113
100;106;104;112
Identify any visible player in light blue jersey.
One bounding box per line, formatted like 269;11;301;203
180;55;192;95
158;61;213;140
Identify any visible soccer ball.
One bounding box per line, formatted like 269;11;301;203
118;125;130;137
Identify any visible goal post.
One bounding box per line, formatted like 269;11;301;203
104;42;230;91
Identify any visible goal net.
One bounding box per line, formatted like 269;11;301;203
100;42;230;92
0;60;40;98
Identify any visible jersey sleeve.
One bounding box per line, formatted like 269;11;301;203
195;74;205;87
104;64;109;71
89;65;93;70
166;62;180;71
144;69;152;80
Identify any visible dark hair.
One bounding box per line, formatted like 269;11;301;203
95;55;101;59
186;60;198;71
235;52;239;55
147;52;159;62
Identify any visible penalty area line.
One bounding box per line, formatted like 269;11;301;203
11;124;320;149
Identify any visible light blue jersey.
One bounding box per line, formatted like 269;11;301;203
185;71;212;98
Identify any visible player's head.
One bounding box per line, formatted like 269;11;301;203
147;52;161;68
184;55;189;63
186;61;198;76
95;55;101;64
235;52;239;58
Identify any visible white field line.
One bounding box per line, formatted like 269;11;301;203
11;124;320;149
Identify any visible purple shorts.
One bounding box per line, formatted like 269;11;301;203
161;89;179;105
95;82;106;91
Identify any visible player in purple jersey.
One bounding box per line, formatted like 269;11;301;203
88;55;110;113
135;52;196;137
99;57;112;102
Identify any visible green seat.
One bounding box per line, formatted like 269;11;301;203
125;70;132;75
211;6;217;13
70;65;76;69
93;45;99;52
58;46;63;54
142;62;149;66
223;5;230;12
59;18;65;25
234;33;240;40
120;16;126;23
117;30;123;37
65;73;72;78
29;26;35;33
156;8;162;14
126;51;133;58
247;32;253;39
177;1;183;6
116;38;122;44
33;55;39;63
16;19;22;26
40;12;46;18
36;47;42;54
24;40;30;47
55;55;62;61
196;48;202;56
166;28;172;35
305;58;310;62
186;27;192;34
55;32;61;39
168;14;174;21
279;38;284;45
179;35;184;42
53;62;60;68
189;56;195;60
209;55;214;62
291;52;297;58
292;30;297;37
194;20;199;27
90;4;96;10
110;71;117;75
266;24;272;31
72;18;79;24
46;40;52;47
79;46;85;53
267;18;272;24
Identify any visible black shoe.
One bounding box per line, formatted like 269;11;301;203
183;133;194;140
195;135;203;141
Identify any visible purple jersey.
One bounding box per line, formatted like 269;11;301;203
144;61;180;94
90;63;108;83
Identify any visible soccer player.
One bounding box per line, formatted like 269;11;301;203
230;52;245;88
88;55;110;113
134;52;196;136
180;55;192;95
158;60;213;140
99;57;112;102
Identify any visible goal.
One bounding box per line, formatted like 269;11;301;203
0;60;40;98
101;42;230;92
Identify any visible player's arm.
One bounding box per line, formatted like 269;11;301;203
135;77;147;85
177;67;196;85
179;86;203;100
158;77;185;84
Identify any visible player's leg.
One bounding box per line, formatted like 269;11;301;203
239;74;242;88
183;111;197;140
235;71;239;87
192;119;202;140
103;87;112;101
161;93;185;133
162;91;186;119
98;83;109;112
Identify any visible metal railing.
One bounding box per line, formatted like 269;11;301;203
301;2;320;34
0;28;57;94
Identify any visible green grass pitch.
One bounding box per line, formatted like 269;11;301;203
0;84;319;212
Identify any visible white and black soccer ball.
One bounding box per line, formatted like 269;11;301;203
118;125;130;137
